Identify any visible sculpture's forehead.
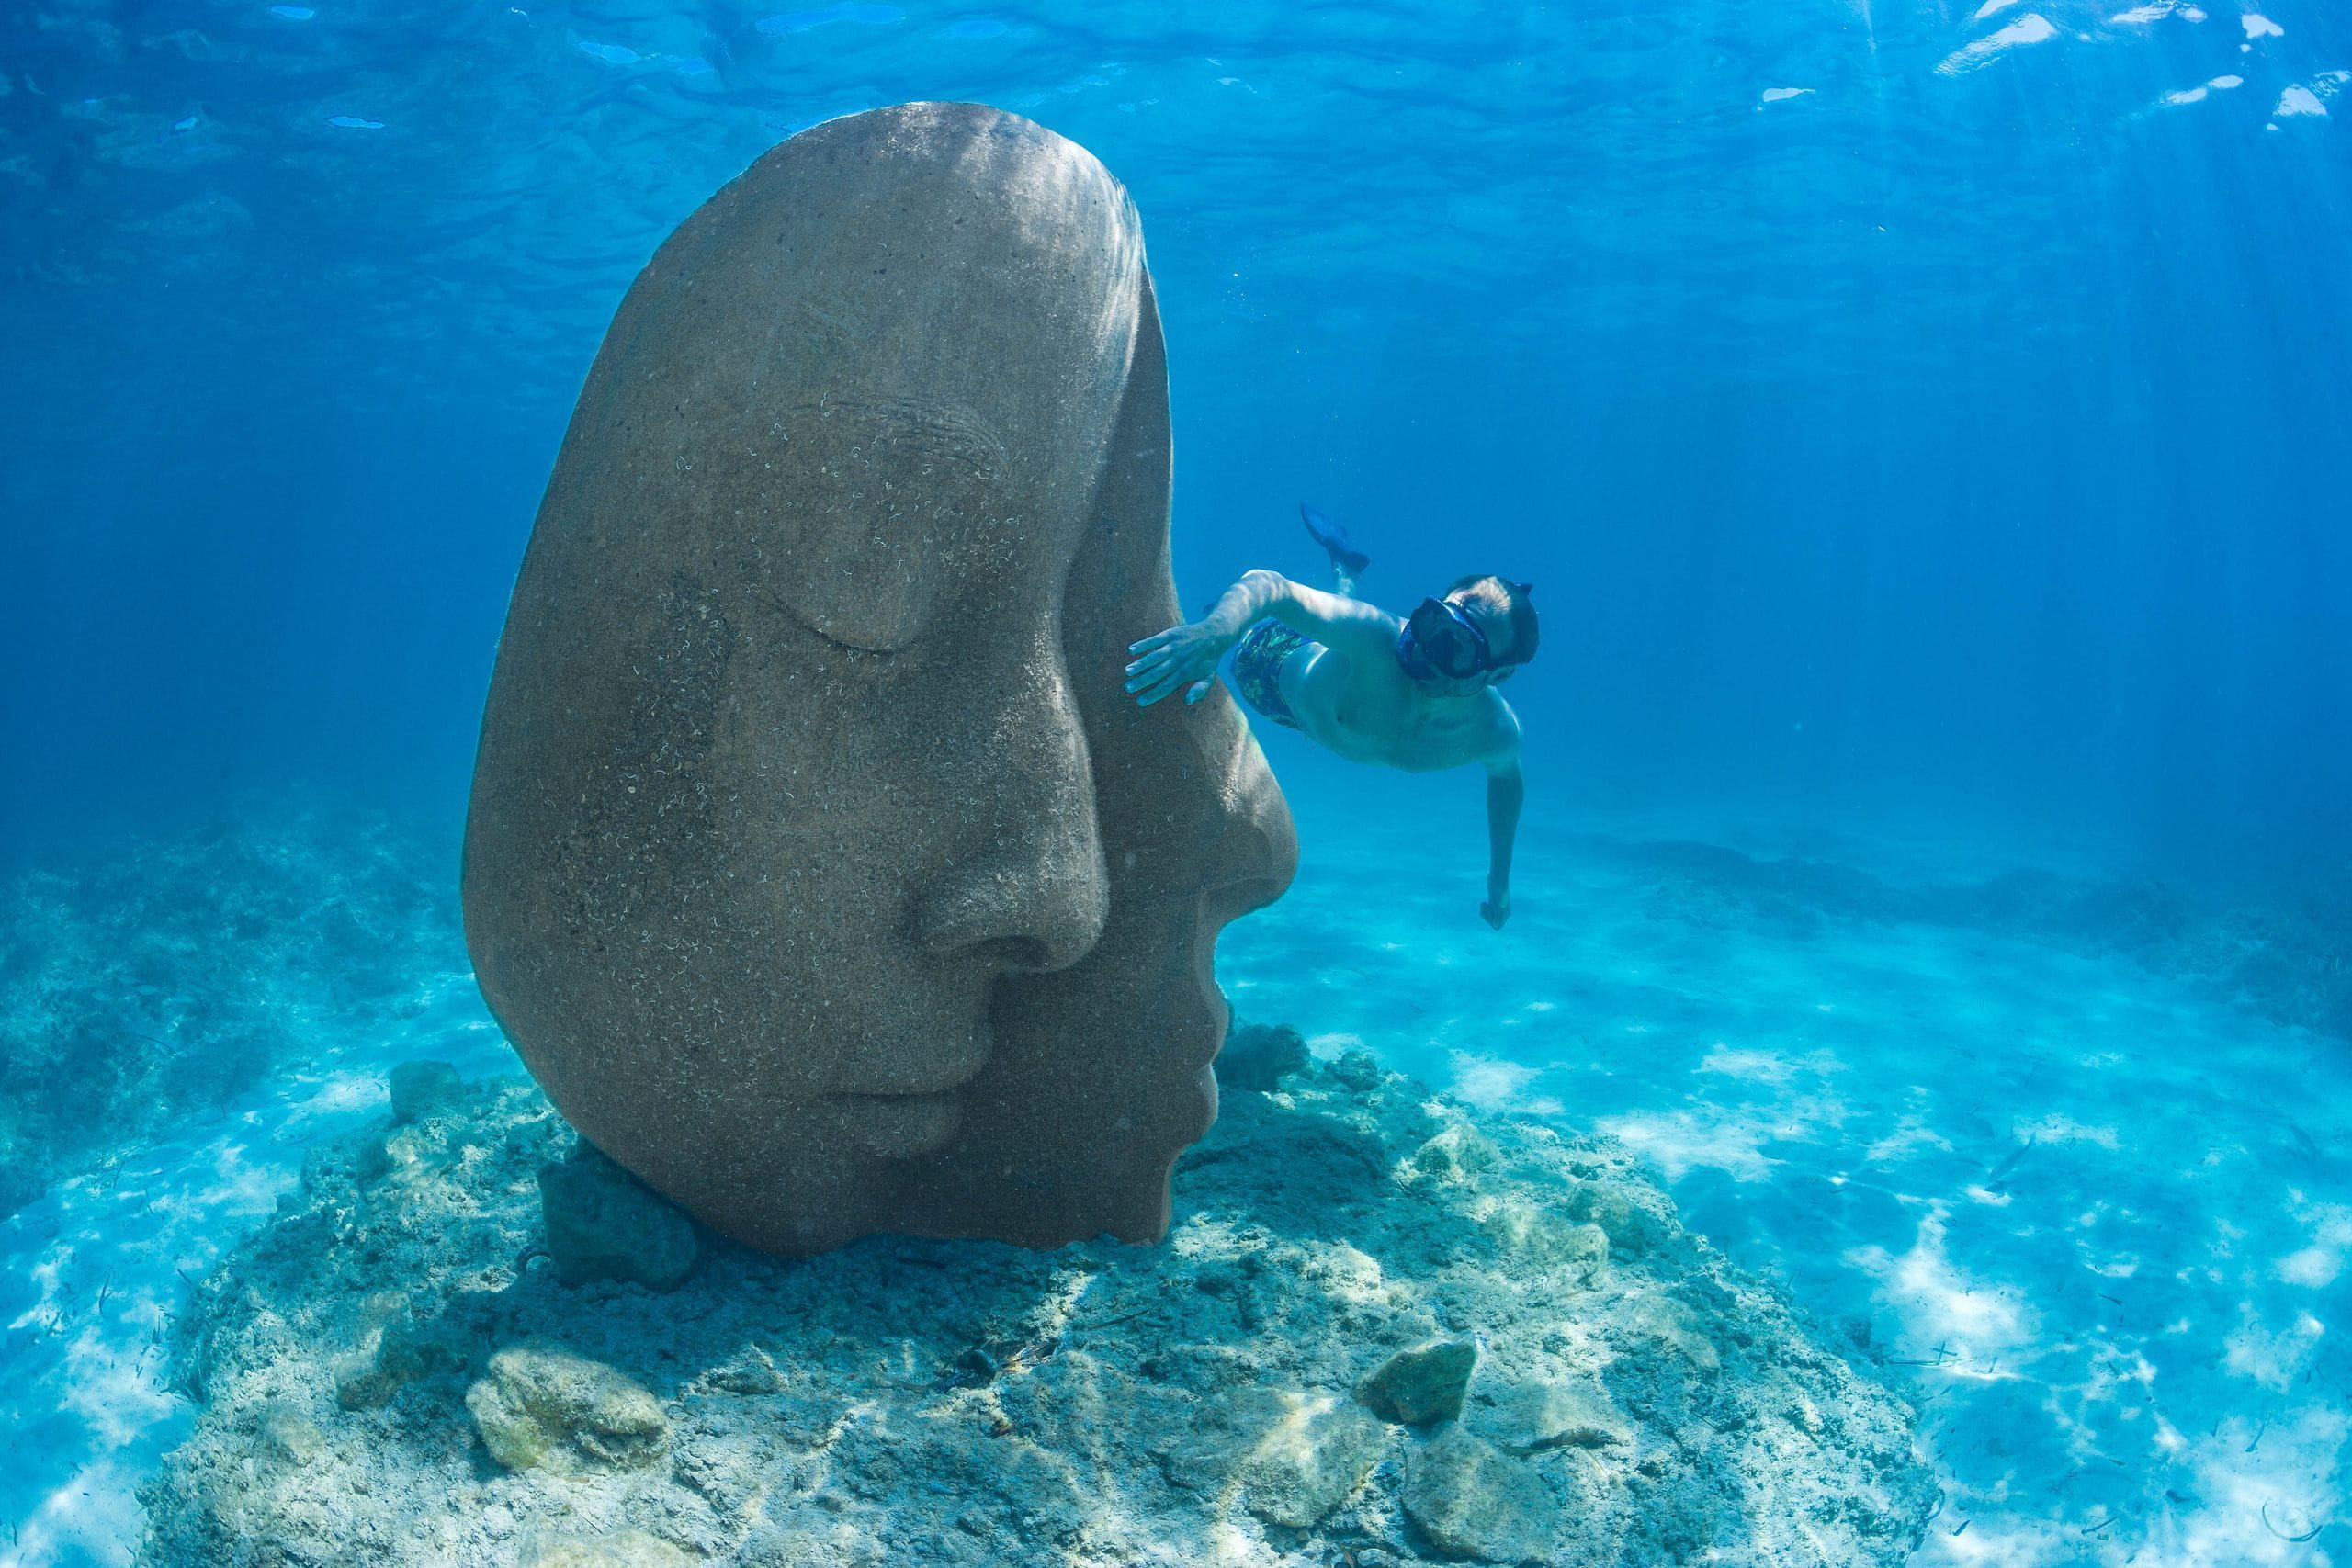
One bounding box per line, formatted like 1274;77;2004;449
596;116;1148;653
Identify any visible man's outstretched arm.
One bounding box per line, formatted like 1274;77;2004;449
1125;569;1396;707
1481;751;1523;931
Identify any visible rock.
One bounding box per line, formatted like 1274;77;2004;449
537;1145;698;1292
377;1316;470;1383
1219;1021;1310;1092
333;1298;471;1410
466;1344;672;1476
331;1316;468;1419
1160;1388;1387;1527
1627;1293;1720;1371
702;1352;786;1395
1329;1049;1385;1091
356;1120;461;1189
387;1060;463;1124
1408;1125;1499;1183
523;1533;692;1568
1356;1337;1479;1425
462;100;1295;1259
144;1052;1945;1568
1472;1379;1631;1452
1481;1200;1609;1283
1566;1181;1659;1256
1401;1427;1556;1563
1247;1410;1387;1527
255;1404;325;1466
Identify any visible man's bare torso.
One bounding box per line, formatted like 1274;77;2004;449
1280;637;1520;772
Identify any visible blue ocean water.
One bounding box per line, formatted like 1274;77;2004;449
2;0;2348;1563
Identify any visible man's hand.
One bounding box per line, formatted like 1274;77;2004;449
1480;879;1511;931
1125;621;1231;707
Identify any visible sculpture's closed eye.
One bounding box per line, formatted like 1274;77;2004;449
758;396;1008;652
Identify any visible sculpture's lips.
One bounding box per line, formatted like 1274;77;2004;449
816;1013;991;1159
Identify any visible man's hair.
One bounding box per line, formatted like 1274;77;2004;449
1447;573;1540;665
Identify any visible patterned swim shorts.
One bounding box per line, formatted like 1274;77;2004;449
1228;619;1306;730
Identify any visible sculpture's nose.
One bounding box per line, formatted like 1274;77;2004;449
909;683;1110;974
1199;729;1299;923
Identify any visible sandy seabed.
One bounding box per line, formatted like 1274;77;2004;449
2;792;2346;1566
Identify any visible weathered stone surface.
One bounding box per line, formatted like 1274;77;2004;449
466;1344;671;1476
1567;1180;1661;1256
329;1291;467;1410
1219;1021;1310;1092
254;1404;324;1467
1357;1337;1479;1425
463;101;1294;1258
1161;1388;1388;1527
1401;1426;1556;1563
1472;1378;1632;1452
143;1066;1942;1568
1482;1199;1610;1283
538;1145;698;1292
524;1533;692;1568
1408;1124;1500;1183
1627;1292;1721;1371
387;1059;463;1124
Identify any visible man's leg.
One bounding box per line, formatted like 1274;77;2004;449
1300;504;1369;597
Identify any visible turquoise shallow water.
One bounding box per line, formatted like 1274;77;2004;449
2;796;2344;1564
1228;777;2352;1566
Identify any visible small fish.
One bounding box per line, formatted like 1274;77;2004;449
326;115;384;128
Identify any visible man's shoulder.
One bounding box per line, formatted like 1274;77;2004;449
1474;690;1523;756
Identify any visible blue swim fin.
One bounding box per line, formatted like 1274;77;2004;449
1300;503;1371;580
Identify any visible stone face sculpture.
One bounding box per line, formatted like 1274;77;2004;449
463;102;1295;1256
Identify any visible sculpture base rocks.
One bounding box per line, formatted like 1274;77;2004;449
142;1042;1935;1567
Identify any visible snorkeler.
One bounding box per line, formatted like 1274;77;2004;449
1125;504;1534;931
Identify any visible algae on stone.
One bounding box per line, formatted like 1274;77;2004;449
1471;1377;1632;1452
523;1532;692;1568
1402;1426;1558;1563
1625;1292;1721;1371
1356;1337;1480;1425
1162;1386;1389;1527
1220;1021;1312;1092
466;1343;671;1476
